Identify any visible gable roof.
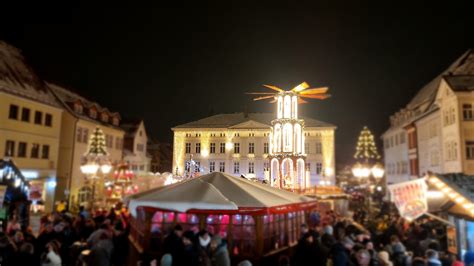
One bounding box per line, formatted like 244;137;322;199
0;41;62;108
120;118;144;138
172;112;335;129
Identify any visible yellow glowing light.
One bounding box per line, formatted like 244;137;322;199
225;142;234;150
454;197;465;204
447;192;457;199
248;154;255;158
435;182;445;188
463;203;473;209
201;149;209;157
441;187;451;193
324;167;333;176
428;177;439;183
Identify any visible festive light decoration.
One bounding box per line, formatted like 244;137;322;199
105;161;137;201
250;82;330;190
428;176;474;217
354;126;381;160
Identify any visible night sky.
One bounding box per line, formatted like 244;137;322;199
2;2;474;167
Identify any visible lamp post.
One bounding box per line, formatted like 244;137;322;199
351;162;384;219
80;127;112;211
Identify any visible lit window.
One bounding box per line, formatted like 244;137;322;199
466;141;474;160
82;128;89;143
9;105;19;120
76;128;83;142
234;162;240;174
315;142;322;154
305;142;309;153
316;163;322;175
264;143;269;154
209;162;215;172
219;162;225;172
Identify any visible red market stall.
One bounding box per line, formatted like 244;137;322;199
126;172;320;264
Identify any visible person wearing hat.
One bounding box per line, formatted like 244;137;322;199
163;224;184;266
210;235;230;266
331;236;354;266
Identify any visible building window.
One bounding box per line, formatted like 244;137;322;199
106;135;113;148
234;162;240;174
185;143;191;153
18;142;27;157
234;143;240;154
82;128;89;143
248;143;255;154
445;141;458;161
210;143;216;154
34;111;43;125
195;143;201;153
305;163;311;171
248;162;254;174
21;107;30;122
316;162;322;175
466;141;474;160
112;117;119;126
5;140;15;157
76;128;83;142
399;132;406;144
115;137;122;149
9;105;19;120
195;162;200;173
264;161;270;171
395;134;399;146
45;113;52;127
305;142;309;153
74;103;83;113
219;162;225;172
430;150;440;166
249;133;255;137
89;109;97;119
234;133;240;137
264;143;269;154
42;145;50;159
137;143;144;152
463;104;474;120
220;143;225;153
209;162;215;172
31;143;40;158
315;142;322;154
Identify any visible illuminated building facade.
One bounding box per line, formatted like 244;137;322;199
172;112;336;186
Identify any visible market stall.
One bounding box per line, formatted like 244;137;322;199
126;172;320;263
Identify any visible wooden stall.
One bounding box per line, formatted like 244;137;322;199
126;172;320;264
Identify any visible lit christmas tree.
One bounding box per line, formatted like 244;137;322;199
86;127;108;156
354;126;381;161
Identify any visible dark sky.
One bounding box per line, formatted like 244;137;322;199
2;2;474;166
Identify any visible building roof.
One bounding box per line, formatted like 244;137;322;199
385;49;474;133
127;172;316;217
173;112;335;129
0;41;62;108
48;82;123;130
436;173;474;204
120;118;143;138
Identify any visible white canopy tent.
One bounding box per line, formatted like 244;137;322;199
126;172;315;217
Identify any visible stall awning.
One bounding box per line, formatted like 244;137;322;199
126;172;317;217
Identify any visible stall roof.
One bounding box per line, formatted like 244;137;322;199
127;172;316;216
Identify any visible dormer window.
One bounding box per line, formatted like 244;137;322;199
101;112;109;123
74;103;83;113
89;108;97;119
112;117;119;126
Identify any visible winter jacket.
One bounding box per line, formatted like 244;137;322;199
211;243;230;266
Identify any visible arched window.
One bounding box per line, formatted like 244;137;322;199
283;123;293;152
281;158;293;180
297;159;305;189
294;124;302;153
271;158;279;184
274;123;281;153
78;186;92;206
284;95;291;118
292;96;298;119
277;96;283;119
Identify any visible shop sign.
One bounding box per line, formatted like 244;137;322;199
388;178;428;221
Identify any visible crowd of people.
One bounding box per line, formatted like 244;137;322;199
293;208;471;266
0;205;130;266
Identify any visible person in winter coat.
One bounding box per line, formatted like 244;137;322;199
41;241;61;266
89;231;114;266
426;249;442;266
293;232;324;266
210;235;230;266
163;224;184;266
331;237;355;266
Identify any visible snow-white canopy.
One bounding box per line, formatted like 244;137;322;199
126;172;314;217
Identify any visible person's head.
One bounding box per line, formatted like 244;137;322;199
303;232;314;244
364;240;374;250
183;230;194;246
356;249;371;266
342;237;354;250
160;253;172;266
174;224;183;237
54;222;65;233
426;249;439;260
323;225;333;235
378;251;392;266
14;231;24;243
46;241;59;254
198;229;210;247
301;224;309;234
20;242;34;254
238;260;252;266
390;235;400;244
210;235;223;250
45;222;54;233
